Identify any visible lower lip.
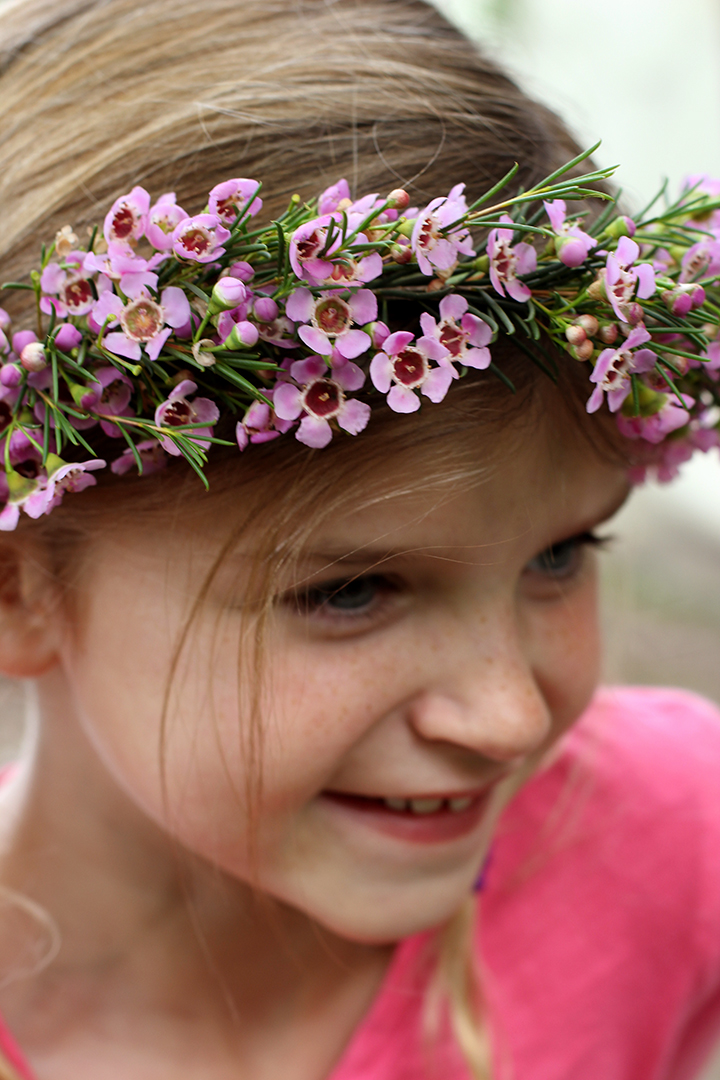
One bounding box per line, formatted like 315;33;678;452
320;792;491;844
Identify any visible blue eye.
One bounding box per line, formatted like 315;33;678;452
525;532;602;578
297;575;388;615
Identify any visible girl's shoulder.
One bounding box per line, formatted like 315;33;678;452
481;686;720;1079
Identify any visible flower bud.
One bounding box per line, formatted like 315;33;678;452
366;320;390;349
0;309;10;333
54;225;79;259
0;363;22;388
571;339;594;361
209;277;247;315
54;323;83;352
390;243;413;265
20;342;47;372
555;235;589;268
228;261;255;283
598;322;618;345
12;330;37;357
225;320;259;350
625;303;644;326
565;325;587;347
253;297;278;323
387;188;410;211
605;215;636;239
575;314;599;337
587;274;607;302
0;329;8;355
661;284;706;317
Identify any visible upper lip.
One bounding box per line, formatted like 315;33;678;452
324;779;509;801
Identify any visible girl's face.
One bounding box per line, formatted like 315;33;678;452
54;422;627;944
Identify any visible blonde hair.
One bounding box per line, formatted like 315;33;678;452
0;1;595;1075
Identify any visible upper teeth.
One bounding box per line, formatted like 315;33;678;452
382;795;474;814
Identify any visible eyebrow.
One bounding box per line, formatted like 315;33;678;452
299;483;632;571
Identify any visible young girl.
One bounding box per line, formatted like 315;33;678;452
1;1;720;1078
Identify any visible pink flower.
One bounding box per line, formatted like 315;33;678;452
605;236;656;321
235;392;294;450
83;245;165;299
285;287;377;359
586;326;658;414
273;355;370;449
154;380;220;455
93;286;191;362
680;237;720;283
488;216;537;302
411;184;474;276
111;439;168;476
145;193;188;251
487;214;537;302
40;253;96;318
419;294;492;369
661;283;706;317
54;323;83;352
2;456;106;526
289;216;342;283
369;331;454;413
104;186;150;247
208;179;263;227
172;214;231;263
318;179;352;215
543;199;595;267
85;367;134;437
616;394;692;444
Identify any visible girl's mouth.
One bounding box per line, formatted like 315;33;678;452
320;788;495;844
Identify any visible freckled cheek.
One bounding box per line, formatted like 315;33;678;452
527;579;601;740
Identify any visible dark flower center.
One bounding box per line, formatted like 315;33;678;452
439;323;465;356
179;227;212;256
63;278;94;310
0;402;12;433
303;378;343;419
122;299;163;342
314;297;350;337
14;459;41;480
417;216;437;252
162;400;195;426
215;197;239;224
392;347;427;388
111;205;135;240
296;229;325;262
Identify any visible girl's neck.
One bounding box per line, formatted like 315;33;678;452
0;668;392;1080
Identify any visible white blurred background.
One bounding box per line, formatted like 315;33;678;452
435;0;720;706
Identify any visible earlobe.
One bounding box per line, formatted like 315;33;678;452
0;543;61;678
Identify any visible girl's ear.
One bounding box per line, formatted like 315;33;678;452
0;540;62;678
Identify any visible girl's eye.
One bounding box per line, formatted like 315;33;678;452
292;574;393;617
524;531;603;580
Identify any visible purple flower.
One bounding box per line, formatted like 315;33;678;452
83;245;165;300
586;326;658;414
3;456;106;526
543;199;595;267
54;324;83;352
488;215;537;302
103;186;150;247
605;236;656;322
419;294;492;369
273;355;370;449
172;214;231;263
208;179;263;227
93;286;191;362
111;439;167;476
289;216;342;283
154;380;220;455
369;331;454;413
145;193;188;251
235;392;294;450
411;184;474;276
285;287;377;359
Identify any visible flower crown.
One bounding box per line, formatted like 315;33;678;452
1;144;719;529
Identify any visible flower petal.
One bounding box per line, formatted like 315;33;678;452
370;352;392;393
387;385;420;413
273;382;304;421
296;416;333;448
337;398;371;435
336;329;370;359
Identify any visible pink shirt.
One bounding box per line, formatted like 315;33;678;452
4;687;720;1079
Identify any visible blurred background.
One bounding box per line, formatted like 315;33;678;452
434;0;720;706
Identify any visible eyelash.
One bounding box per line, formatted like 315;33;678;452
523;531;607;579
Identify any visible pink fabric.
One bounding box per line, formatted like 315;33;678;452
5;687;720;1079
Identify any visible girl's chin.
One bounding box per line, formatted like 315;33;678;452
318;789;493;845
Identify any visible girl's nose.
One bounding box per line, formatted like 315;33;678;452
407;620;552;764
